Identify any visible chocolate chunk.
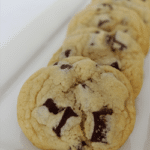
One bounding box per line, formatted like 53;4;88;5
77;141;87;150
102;3;113;10
81;83;87;89
95;31;100;34
68;147;72;150
53;107;78;137
89;78;92;82
112;36;127;51
82;141;87;146
106;35;113;45
61;64;72;70
110;62;120;70
43;99;64;114
90;43;94;46
53;62;58;66
65;49;71;57
77;146;82;150
91;106;113;143
97;8;101;11
98;20;110;27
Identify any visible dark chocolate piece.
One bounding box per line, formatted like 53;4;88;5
95;31;100;34
90;43;94;46
110;62;120;70
81;83;87;89
89;78;92;82
77;146;82;150
112;34;127;51
53;62;58;66
53;107;78;137
82;141;87;146
61;64;72;70
68;147;72;150
43;98;64;114
77;141;87;150
65;49;71;57
102;3;113;10
98;20;110;27
91;106;113;143
106;35;113;45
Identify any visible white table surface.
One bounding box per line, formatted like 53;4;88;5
1;0;58;46
0;0;150;150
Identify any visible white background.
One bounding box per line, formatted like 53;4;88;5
1;0;58;46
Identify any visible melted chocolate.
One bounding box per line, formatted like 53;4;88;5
53;107;78;137
112;35;127;51
82;141;87;146
89;78;92;82
106;35;113;45
43;99;64;114
95;31;100;34
90;43;94;46
53;62;58;66
81;83;87;89
61;64;72;70
98;20;110;27
110;62;120;70
77;141;87;150
65;49;71;57
102;3;113;10
91;106;113;143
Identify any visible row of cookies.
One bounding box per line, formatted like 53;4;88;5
67;0;150;54
48;0;150;99
17;0;149;150
90;0;150;41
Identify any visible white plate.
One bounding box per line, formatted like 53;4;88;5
0;0;150;149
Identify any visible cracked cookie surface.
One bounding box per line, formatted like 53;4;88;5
67;0;149;55
18;57;135;150
48;29;144;98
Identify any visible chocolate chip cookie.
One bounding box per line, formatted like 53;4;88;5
91;0;150;40
67;1;149;55
48;29;144;98
17;56;135;150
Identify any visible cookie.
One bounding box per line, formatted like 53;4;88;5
92;0;150;9
92;0;150;39
17;56;135;150
67;1;149;55
48;29;144;98
70;25;149;56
